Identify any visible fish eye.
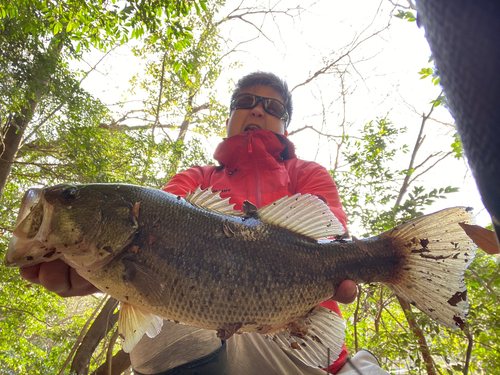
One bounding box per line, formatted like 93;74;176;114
60;186;79;200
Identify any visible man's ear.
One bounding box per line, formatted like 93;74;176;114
226;118;229;127
284;129;288;137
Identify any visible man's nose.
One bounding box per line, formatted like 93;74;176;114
251;101;265;117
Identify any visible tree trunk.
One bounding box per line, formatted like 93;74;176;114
91;350;131;375
0;34;64;201
397;296;437;375
71;297;120;375
0;108;35;199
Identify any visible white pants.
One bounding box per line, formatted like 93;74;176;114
130;321;389;375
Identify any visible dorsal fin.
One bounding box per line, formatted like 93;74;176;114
184;186;243;216
256;194;345;240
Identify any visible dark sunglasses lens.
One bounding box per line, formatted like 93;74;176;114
264;99;285;118
234;94;287;121
235;94;256;108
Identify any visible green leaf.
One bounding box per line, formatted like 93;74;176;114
53;21;62;35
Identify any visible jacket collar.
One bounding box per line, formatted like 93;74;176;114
214;129;296;170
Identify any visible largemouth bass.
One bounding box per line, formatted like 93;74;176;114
4;184;476;368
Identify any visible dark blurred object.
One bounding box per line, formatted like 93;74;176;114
417;0;500;242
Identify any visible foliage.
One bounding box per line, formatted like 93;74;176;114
334;117;458;236
0;266;102;374
0;1;496;374
334;116;498;374
395;10;417;23
125;0;229;177
0;0;221;373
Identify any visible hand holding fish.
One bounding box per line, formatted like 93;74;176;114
19;259;100;297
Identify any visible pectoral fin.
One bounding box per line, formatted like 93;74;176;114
121;258;169;306
118;302;163;353
271;305;345;369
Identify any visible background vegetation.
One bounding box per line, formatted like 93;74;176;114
0;1;498;374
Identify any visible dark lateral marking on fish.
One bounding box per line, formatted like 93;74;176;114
420;238;430;248
448;291;467;307
26;256;34;261
290;342;301;350
43;250;56;258
352;236;373;257
103;246;113;253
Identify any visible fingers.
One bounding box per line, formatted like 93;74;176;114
333;280;357;304
19;263;43;284
19;260;99;297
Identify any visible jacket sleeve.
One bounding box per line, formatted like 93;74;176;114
162;166;206;196
293;160;348;232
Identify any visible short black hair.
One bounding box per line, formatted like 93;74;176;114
230;71;293;128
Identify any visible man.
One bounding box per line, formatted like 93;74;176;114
20;72;385;374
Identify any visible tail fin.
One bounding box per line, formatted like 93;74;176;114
382;207;477;329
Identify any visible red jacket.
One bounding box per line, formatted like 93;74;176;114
163;129;349;373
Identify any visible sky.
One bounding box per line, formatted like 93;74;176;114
78;0;489;228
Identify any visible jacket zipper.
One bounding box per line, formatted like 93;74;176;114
248;132;262;207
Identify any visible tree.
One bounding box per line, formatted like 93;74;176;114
0;1;214;374
0;0;208;200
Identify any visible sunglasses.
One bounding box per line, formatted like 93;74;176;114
231;94;289;126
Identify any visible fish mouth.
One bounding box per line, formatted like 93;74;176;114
4;188;59;268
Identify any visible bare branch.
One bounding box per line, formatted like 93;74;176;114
152;52;169;142
393;93;442;209
388;0;417;10
409;151;453;185
288;125;345;139
291;0;390;92
397;296;437;375
0;304;54;326
59;295;108;375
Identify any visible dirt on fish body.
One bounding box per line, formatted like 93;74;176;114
4;184;476;368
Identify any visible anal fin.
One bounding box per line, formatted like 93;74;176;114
118;302;163;352
271;305;345;369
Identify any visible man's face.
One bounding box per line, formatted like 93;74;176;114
226;85;287;137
